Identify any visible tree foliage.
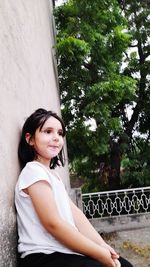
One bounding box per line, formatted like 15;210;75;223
54;0;150;191
118;0;150;188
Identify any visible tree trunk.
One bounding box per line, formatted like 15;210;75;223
108;140;121;190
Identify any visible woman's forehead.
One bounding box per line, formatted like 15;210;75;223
42;116;63;129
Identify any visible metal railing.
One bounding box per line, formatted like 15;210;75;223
82;186;150;219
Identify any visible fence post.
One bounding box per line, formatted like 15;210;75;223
70;188;83;211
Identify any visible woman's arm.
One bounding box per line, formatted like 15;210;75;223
69;198;119;259
70;198;106;245
27;180;117;267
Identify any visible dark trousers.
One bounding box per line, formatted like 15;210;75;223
19;252;133;267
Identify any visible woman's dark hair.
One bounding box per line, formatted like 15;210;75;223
18;108;66;169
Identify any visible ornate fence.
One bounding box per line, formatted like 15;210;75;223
82;187;150;232
82;186;150;219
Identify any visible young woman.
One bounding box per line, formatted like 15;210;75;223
15;108;133;267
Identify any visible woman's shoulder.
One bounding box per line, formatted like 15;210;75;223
19;161;49;180
21;161;46;172
17;161;51;190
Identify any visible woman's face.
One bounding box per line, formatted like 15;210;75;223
27;116;64;167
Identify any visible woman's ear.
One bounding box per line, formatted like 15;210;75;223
25;133;34;146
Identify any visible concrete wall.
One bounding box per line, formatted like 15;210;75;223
89;213;150;233
0;1;70;266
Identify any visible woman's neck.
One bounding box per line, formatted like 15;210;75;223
34;157;51;169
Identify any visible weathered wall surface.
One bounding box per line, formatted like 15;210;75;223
0;1;70;266
89;213;150;233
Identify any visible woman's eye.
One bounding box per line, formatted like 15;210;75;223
44;129;51;134
42;129;63;136
58;131;63;136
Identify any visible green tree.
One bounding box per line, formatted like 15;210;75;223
54;0;150;191
118;0;150;188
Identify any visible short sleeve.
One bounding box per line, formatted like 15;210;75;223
18;162;51;192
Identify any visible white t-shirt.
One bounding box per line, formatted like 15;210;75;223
15;161;79;258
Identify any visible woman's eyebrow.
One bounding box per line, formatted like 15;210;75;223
42;127;63;131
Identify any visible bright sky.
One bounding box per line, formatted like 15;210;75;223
55;0;65;6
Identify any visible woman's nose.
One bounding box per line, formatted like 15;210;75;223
52;133;59;141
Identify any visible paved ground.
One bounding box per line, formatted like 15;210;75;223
102;227;150;267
